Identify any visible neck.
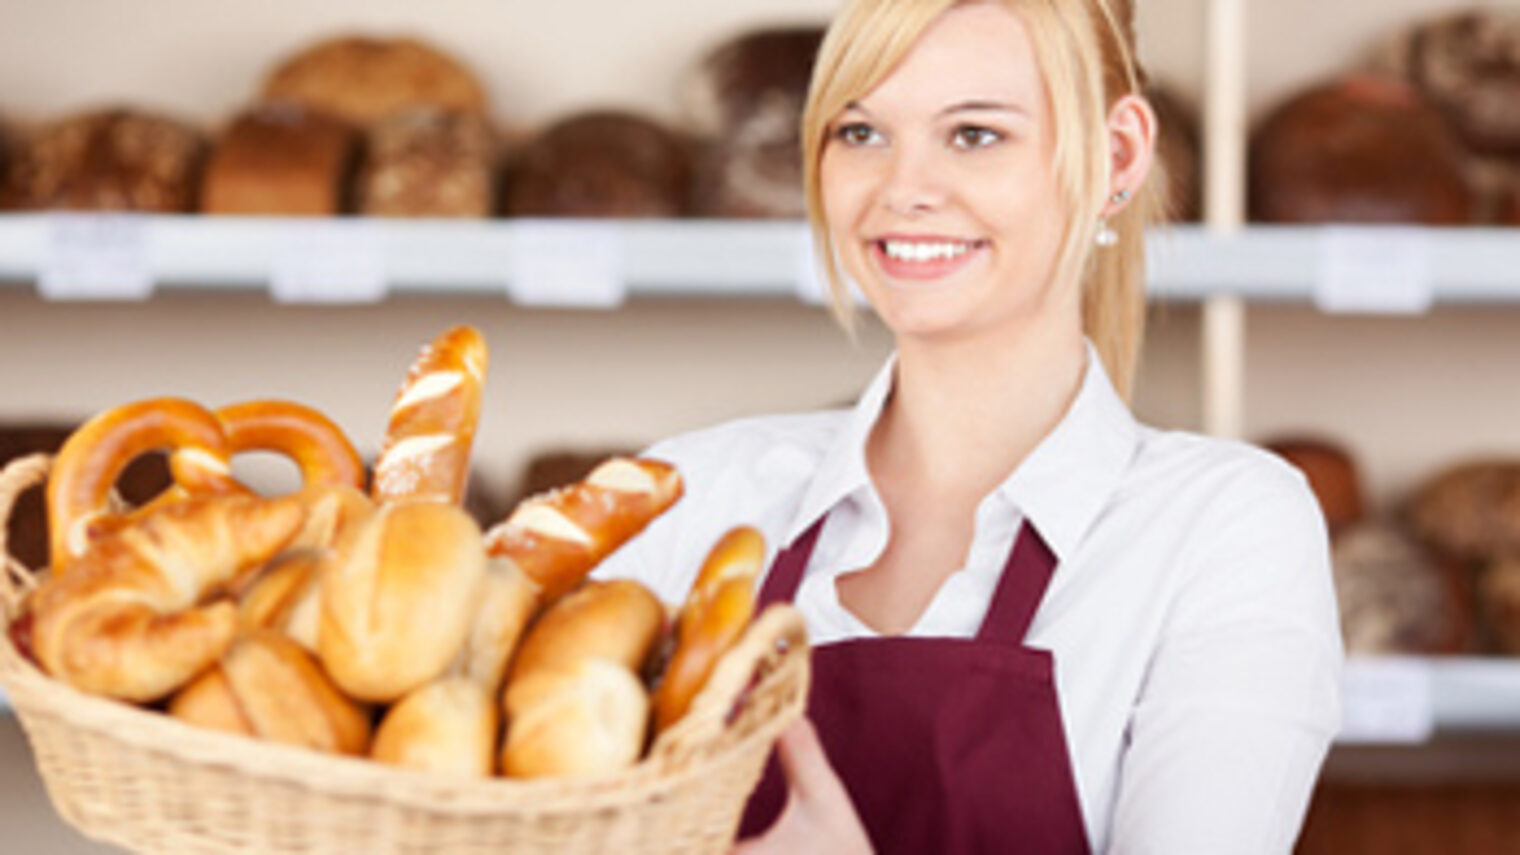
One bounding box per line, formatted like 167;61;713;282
868;321;1087;501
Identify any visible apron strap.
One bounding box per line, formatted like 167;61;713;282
976;522;1059;646
759;514;1060;647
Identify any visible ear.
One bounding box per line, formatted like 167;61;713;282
1102;93;1158;216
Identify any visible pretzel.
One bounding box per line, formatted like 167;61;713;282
372;326;488;505
483;457;683;603
174;400;366;495
652;526;764;733
46;397;240;570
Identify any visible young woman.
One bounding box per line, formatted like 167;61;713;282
598;1;1343;852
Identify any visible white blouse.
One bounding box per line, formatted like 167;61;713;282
594;344;1344;854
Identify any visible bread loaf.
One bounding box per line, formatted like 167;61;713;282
1406;461;1520;561
504;111;691;218
200;102;358;215
1478;556;1520;655
683;27;825;218
317;500;486;703
1331;522;1470;655
1;108;204;212
502;579;665;778
1248;75;1475;224
260;36;488;127
29;493;305;702
169;630;371;755
1378;10;1520;158
359;107;495;217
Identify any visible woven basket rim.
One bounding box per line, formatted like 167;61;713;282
0;452;810;818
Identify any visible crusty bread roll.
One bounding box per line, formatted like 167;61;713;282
1406;461;1520;561
504;110;691;218
1;107;204;212
371;676;497;776
1264;437;1366;536
502;579;665;778
485;457;683;604
359;107;495;217
317;500;486;703
653;527;764;734
1248;75;1475;224
200;102;358;215
682;27;825;218
29;493;305;702
459;557;541;693
260;36;488;127
170;630;371;755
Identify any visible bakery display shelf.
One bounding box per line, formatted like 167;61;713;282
1;214;1519;304
1339;656;1520;743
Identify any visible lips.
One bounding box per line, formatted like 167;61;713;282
870;236;986;281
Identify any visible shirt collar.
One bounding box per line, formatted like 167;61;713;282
785;340;1139;562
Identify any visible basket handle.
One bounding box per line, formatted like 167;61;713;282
649;603;810;769
0;453;51;615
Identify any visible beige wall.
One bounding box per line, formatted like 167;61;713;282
2;0;1519;511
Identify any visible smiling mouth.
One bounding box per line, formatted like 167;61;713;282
870;237;987;280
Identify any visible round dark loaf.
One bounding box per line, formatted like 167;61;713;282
504;110;691;218
2;107;204;212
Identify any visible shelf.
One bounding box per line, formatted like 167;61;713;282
0;215;1518;305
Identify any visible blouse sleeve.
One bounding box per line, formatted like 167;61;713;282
1107;459;1344;855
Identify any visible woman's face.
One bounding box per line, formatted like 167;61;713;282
821;2;1074;345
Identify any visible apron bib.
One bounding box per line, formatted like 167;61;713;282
740;516;1092;855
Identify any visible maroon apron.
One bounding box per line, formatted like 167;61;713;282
740;515;1092;855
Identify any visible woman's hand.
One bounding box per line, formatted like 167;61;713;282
732;718;875;855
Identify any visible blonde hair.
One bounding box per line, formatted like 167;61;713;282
802;0;1162;400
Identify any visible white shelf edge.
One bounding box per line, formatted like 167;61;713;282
1;215;1519;303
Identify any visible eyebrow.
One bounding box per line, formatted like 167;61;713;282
840;99;1031;119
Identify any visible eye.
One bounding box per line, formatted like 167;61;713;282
832;121;884;147
950;125;1004;150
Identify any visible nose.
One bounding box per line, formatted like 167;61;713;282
878;141;946;216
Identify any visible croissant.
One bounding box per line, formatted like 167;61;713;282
29;493;306;702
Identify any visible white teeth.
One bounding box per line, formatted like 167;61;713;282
881;240;973;262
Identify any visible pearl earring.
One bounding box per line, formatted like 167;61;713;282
1094;189;1133;248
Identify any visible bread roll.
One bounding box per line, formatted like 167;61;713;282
200;102;358;215
504;111;691;218
359;107;495;217
260;36;487;126
502;579;665;778
459;557;540;694
318;501;486;702
170;630;371;754
1;107;204;212
484;457;683;603
683;27;825;218
1248;75;1475;224
1264;437;1366;536
29;493;305;702
653;527;764;734
371;676;497;776
1406;461;1520;561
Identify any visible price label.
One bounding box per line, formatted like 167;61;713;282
507;220;626;308
1315;227;1434;315
270;221;388;304
1338;658;1435;744
38;213;153;300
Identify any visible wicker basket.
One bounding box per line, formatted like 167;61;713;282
0;453;810;855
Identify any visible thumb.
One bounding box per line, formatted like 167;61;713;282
774;718;849;809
